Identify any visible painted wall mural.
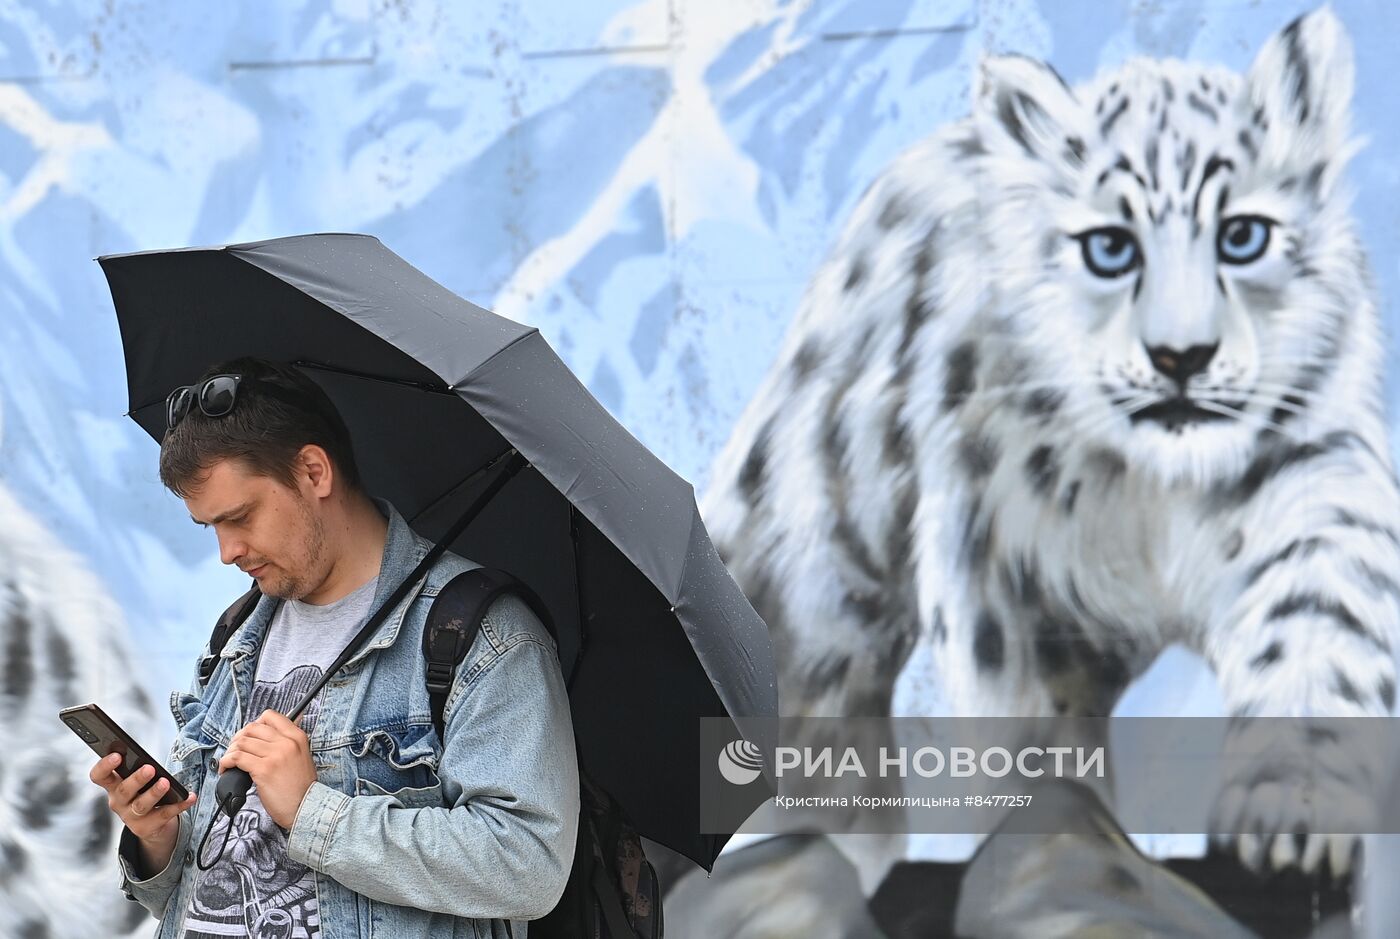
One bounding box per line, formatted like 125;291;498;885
2;1;1399;936
685;5;1400;936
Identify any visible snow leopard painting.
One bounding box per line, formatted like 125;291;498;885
686;5;1397;934
0;473;158;938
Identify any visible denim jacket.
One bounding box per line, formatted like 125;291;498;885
116;495;581;938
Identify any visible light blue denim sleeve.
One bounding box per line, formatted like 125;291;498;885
285;614;581;920
115;810;193;917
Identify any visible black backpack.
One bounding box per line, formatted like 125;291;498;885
200;566;664;939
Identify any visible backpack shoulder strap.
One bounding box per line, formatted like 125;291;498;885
589;832;639;938
198;583;263;688
422;566;532;743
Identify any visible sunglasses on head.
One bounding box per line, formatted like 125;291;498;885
166;374;243;431
164;370;321;434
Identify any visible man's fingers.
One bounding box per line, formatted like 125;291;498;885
218;740;273;773
89;755;195;829
114;763;158;803
234;724;286;745
88;753;124;790
163;791;199;817
256;709;306;740
106;764;160;813
131;775;175;816
132;783;196;825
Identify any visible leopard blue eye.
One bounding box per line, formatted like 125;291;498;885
1074;227;1141;278
1217;215;1272;264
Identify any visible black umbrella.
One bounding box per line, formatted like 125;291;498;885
99;232;778;870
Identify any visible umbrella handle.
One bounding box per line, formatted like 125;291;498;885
215;767;253;817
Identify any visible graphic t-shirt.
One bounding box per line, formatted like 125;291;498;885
181;573;380;939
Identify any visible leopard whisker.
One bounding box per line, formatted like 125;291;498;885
1227;393;1311;418
1192;399;1302;441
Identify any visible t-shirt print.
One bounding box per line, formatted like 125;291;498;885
180;668;326;939
181;574;379;939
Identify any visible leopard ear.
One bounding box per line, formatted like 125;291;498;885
1247;6;1356;176
975;54;1088;173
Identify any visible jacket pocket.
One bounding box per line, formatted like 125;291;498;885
354;775;444;808
168;736;216;804
350;723;443;794
167;691;218;794
169;689;201;732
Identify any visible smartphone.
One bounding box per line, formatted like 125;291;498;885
59;702;190;808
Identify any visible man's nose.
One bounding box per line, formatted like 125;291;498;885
1146;342;1218;386
218;537;245;567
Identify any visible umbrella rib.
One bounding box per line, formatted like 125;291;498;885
564;503;587;691
292;358;458;396
407;446;520;527
448;328;538;389
125;358;459;416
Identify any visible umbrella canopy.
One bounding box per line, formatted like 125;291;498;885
99;232;778;870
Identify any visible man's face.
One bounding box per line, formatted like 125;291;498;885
184;457;328;601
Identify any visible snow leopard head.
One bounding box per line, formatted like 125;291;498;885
972;7;1367;486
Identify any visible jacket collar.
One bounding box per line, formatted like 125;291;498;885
221;494;434;664
349;495;435;666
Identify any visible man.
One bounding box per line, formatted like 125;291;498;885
87;356;579;938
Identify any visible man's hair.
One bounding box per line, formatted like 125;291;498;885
158;357;364;499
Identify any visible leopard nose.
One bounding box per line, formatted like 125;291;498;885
1146;342;1218;385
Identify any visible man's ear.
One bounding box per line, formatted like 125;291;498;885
974;53;1089;174
1246;5;1357;182
300;444;335;498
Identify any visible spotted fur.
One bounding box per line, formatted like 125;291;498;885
0;478;156;936
700;7;1394;880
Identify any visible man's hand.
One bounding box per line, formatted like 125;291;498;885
90;753;197;839
89;753;198;877
218;708;318;830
